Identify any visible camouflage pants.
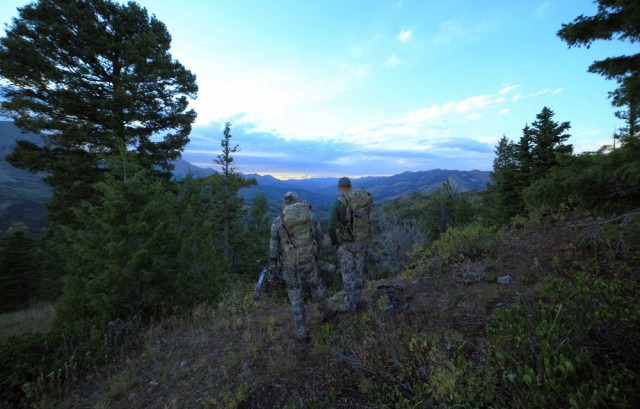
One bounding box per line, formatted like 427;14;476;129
282;261;329;339
337;241;367;312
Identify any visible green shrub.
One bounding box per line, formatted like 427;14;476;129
487;272;640;408
325;314;498;408
417;223;500;271
0;317;140;407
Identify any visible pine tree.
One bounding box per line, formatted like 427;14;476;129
238;193;271;274
528;107;573;180
0;225;35;312
210;122;256;270
486;136;523;224
486;108;572;225
174;174;225;305
558;0;640;139
0;0;197;226
55;156;182;324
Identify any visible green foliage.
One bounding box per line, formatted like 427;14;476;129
174;173;226;309
208;122;257;272
0;0;197;226
486;136;525;224
55;159;179;324
0;316;140;407
487;272;640;408
558;0;640;139
325;315;498;408
417;223;499;271
235;193;271;274
524;139;640;216
0;225;36;312
55;157;223;326
486;107;573;225
420;180;476;240
527;107;573;179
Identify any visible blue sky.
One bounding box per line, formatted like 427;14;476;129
1;1;637;179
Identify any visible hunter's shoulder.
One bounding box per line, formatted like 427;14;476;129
270;216;283;230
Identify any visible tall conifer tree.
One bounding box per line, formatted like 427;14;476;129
558;0;640;139
210;122;256;269
528;107;573;179
0;0;197;225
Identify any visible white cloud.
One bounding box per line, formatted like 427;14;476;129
498;108;510;115
499;85;519;95
454;95;505;113
512;93;522;101
529;89;549;97
191;58;373;136
398;30;412;43
552;88;563;94
331;88;511;152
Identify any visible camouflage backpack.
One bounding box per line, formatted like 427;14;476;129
280;202;317;266
339;188;373;241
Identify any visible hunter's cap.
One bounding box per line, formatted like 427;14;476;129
338;177;352;188
283;191;301;205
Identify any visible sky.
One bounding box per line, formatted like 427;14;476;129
1;1;637;179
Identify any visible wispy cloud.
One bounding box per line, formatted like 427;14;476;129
535;1;551;20
182;83;570;177
552;88;563;94
529;89;549;97
499;85;519;95
398;30;412;43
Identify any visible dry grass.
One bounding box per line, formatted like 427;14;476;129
0;303;55;344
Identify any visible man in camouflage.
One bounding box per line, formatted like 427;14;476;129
269;191;334;341
328;177;369;313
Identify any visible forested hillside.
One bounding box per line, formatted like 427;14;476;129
1;0;639;408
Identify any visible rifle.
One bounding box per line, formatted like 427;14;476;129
376;284;409;316
253;266;281;301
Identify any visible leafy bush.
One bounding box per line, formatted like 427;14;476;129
324;314;497;408
54;158;225;326
417;223;500;272
487;272;640;408
0;317;140;407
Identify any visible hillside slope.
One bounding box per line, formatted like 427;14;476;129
54;216;633;408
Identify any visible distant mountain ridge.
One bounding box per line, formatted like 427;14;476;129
0;122;51;234
0;121;490;233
